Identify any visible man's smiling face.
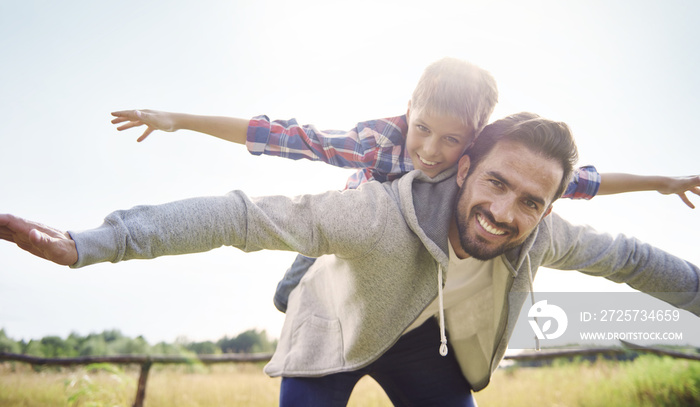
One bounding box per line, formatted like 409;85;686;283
450;140;563;260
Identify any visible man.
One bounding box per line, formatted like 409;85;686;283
2;113;698;406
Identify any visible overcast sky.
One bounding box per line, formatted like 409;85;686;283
1;0;698;345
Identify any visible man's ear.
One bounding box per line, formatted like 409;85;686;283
456;155;471;188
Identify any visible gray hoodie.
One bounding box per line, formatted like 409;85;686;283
69;169;700;391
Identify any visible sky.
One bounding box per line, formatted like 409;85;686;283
1;0;699;345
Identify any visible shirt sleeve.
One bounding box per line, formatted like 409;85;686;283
561;165;601;200
246;115;412;186
539;212;700;315
68;185;392;268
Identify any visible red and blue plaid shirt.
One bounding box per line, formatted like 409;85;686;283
246;114;600;199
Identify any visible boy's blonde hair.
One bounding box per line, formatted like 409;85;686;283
411;57;498;136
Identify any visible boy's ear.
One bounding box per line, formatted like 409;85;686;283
543;205;553;218
406;100;412;120
456;155;471;187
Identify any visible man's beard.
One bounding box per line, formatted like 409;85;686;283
455;204;520;261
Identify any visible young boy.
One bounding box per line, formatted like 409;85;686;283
111;57;700;313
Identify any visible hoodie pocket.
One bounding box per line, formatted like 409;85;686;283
285;314;344;373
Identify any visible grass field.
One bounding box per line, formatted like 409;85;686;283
1;355;698;406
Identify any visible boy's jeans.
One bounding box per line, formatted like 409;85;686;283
273;254;316;312
279;318;476;407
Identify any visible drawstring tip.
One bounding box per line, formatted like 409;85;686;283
439;342;449;357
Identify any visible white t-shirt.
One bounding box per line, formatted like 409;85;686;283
405;241;495;333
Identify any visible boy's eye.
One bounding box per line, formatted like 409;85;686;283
445;136;460;144
416;125;429;133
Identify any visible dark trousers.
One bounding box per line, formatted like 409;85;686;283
279;318;476;407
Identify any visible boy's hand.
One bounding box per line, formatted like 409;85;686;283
0;214;78;266
111;109;177;142
657;175;700;209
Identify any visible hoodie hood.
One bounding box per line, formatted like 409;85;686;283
395;168;459;268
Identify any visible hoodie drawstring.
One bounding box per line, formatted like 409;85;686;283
525;255;541;351
437;264;448;356
435;253;540;355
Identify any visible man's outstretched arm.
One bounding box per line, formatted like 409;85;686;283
0;214;78;266
0;185;389;269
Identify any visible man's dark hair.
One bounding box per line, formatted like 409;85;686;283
466;112;579;200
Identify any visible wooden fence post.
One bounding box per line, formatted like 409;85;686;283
133;361;152;407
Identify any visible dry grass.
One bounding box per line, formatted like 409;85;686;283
1;356;698;406
476;356;700;406
147;364;393;406
0;362;392;407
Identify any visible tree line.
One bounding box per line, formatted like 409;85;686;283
0;328;277;358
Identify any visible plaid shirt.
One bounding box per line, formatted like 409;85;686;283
246;114;600;199
563;165;601;199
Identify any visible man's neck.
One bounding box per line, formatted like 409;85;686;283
449;219;471;260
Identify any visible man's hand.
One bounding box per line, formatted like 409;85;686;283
111;109;177;142
0;214;78;266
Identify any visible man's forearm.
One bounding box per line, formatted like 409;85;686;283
544;212;700;315
68;194;253;268
67;187;382;268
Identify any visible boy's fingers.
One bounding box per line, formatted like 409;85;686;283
690;186;700;197
137;128;154;142
111;110;143;122
111;110;138;117
117;121;144;131
678;193;695;209
111;116;129;124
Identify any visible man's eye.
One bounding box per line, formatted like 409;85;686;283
490;180;503;188
524;200;538;210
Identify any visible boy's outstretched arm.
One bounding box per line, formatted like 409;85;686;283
0;214;77;266
598;173;700;208
111;110;249;144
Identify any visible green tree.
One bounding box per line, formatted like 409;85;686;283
78;336;108;356
100;329;124;343
109;335;150;355
151;341;186;355
0;329;20;354
185;340;221;355
23;340;44;357
218;329;276;354
41;335;78;357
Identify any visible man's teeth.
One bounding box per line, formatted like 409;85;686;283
419;156;437;166
478;214;506;235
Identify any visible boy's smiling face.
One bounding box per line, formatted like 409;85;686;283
405;104;475;178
